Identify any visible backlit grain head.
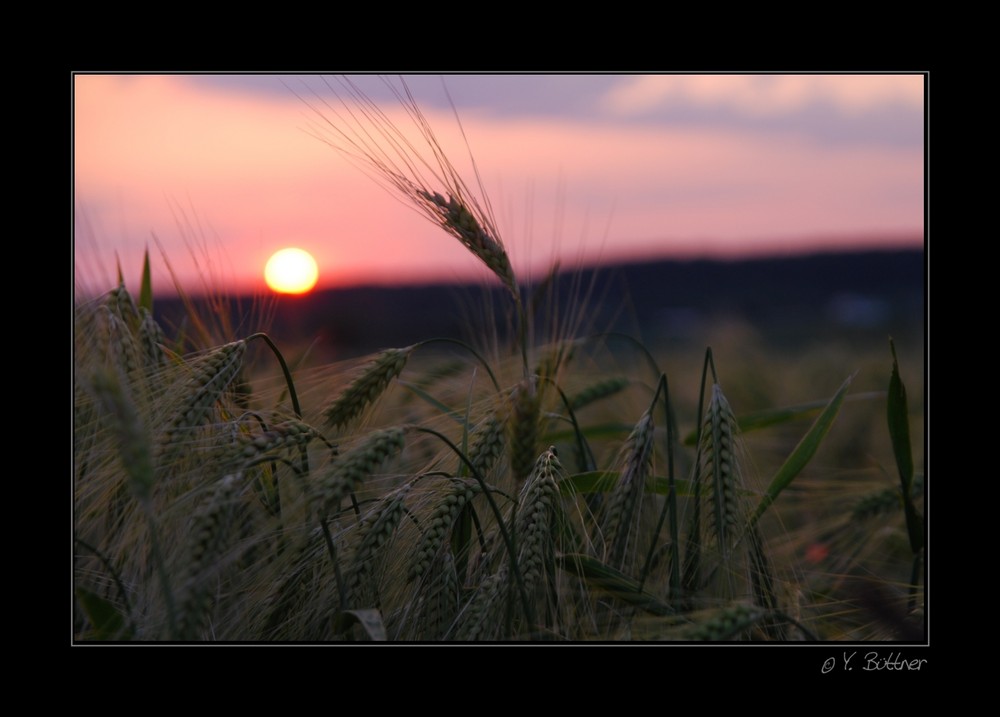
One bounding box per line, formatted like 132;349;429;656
324;346;414;431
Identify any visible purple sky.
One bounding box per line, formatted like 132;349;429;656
74;73;925;297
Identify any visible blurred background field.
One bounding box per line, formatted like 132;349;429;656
145;247;924;640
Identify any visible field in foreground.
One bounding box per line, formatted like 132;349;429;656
73;264;924;641
74;78;924;643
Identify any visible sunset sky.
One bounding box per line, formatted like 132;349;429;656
73;73;925;297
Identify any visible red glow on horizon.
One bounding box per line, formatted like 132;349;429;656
74;75;924;298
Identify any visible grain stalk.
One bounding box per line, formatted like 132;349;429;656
297;76;529;375
324;347;414;431
514;447;563;610
601;411;654;570
174;473;242;639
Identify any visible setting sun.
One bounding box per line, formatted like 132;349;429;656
265;248;319;294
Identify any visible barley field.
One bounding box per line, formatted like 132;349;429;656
73;78;925;643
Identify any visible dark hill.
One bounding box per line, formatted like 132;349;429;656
155;249;924;357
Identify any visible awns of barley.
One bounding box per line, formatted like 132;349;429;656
534;343;573;387
408;478;481;582
417;189;519;300
261;527;328;639
346;485;411;607
174;473;242;640
324;346;414;431
515;447;563;596
601;411;654;568
701;384;744;555
314;428;406;520
158;341;247;465
509;379;540;484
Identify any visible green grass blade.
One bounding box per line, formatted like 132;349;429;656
397;380;466;426
560;471;618;495
560;470;696;498
682;392;884;445
76;586;133;640
750;374;853;526
889;339;923;552
557;554;673;616
139;246;153;312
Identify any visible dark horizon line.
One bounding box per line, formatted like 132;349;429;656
85;243;924;301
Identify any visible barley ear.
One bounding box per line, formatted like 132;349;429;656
515;447;562;598
346;485;411;606
406;549;460;640
174;473;241;639
138;307;169;374
408;479;481;583
601;411;654;569
417;189;519;301
466;409;507;478
701;384;743;556
451;567;508;641
314;428;406;520
508;379;540;484
324;346;413;431
158;341;247;467
87;367;154;501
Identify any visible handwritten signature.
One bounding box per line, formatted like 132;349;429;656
822;652;927;673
